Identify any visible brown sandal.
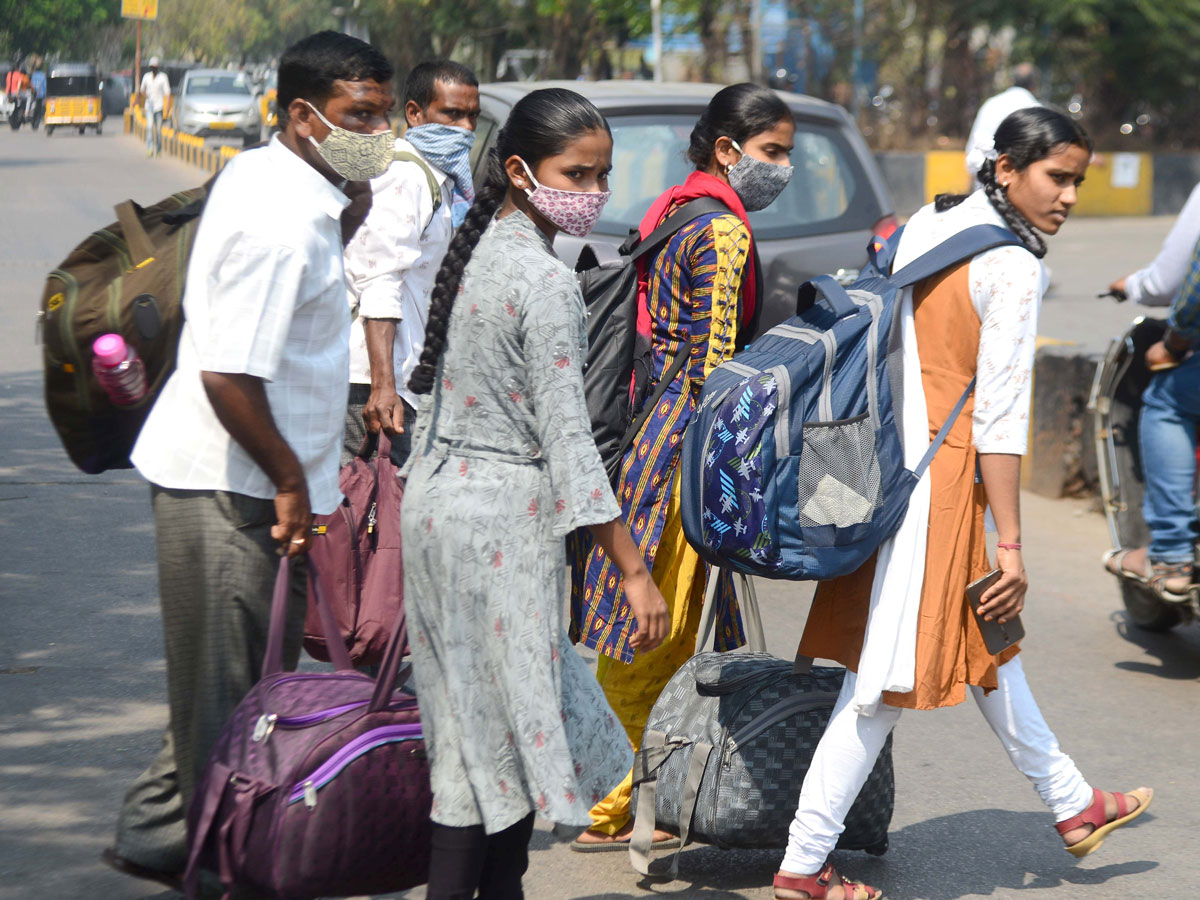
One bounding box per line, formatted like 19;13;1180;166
1149;561;1194;604
774;862;882;900
1056;786;1153;858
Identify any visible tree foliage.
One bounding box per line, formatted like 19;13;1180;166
0;0;117;58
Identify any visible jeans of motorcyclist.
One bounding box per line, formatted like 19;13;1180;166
1139;351;1200;564
146;107;164;154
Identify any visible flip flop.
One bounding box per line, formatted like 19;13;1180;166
569;833;681;853
1057;787;1153;858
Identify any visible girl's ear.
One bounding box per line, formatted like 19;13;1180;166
713;135;739;174
504;155;531;192
994;153;1017;189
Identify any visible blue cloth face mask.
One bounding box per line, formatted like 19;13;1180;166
405;123;477;206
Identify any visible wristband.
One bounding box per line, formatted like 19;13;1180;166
996;542;1022;551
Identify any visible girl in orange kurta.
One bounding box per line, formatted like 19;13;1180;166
773;109;1153;900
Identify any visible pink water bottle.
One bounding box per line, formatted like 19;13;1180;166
92;333;147;406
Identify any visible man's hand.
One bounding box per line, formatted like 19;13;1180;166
1146;340;1181;371
341;180;373;245
272;487;313;557
363;386;405;437
1107;276;1127;296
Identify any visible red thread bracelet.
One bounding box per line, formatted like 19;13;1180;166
996;542;1022;550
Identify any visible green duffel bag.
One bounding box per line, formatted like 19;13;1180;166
40;184;210;473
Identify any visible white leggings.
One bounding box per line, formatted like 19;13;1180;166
781;656;1095;875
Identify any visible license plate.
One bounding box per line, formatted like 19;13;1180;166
208;120;235;130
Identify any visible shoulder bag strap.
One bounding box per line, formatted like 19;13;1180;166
394;149;443;215
914;375;977;478
889;224;1023;288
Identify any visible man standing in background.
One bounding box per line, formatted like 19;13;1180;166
140;57;171;157
965;62;1042;183
342;59;480;467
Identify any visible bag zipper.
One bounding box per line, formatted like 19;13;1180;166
728;691;840;751
287;723;424;808
250;699;376;743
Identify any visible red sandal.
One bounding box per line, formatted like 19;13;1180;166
773;862;882;900
1056;786;1153;858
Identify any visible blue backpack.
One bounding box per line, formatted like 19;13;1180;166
680;224;1022;580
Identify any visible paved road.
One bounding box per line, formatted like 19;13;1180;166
1;128;1198;900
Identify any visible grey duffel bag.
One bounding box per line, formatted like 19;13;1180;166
629;572;893;876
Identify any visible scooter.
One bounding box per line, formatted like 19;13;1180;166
1089;314;1199;631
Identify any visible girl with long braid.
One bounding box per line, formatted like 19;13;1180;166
773;108;1152;900
400;88;668;900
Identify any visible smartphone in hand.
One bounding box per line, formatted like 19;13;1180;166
966;569;1025;655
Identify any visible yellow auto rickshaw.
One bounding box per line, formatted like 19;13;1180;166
44;62;103;136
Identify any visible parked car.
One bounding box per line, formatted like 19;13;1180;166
100;72;131;116
172;68;260;147
471;81;897;334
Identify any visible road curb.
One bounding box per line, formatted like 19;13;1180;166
1024;344;1100;498
124;106;239;173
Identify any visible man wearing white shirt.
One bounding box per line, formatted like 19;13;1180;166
104;32;394;893
140;57;172;157
343;59;480;467
965;63;1041;183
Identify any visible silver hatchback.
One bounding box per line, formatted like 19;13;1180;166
173;68;260;147
471;81;897;334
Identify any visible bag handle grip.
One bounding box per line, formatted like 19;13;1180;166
114;200;157;268
263;556;354;678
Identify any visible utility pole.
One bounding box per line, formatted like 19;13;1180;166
652;0;663;82
851;0;864;118
749;0;763;84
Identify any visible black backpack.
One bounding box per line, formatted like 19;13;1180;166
575;198;729;482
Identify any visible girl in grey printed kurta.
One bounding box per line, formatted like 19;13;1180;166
401;91;667;890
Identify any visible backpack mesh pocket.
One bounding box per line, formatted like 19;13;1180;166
795;414;883;529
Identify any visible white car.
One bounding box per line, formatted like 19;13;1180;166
173;68;260;147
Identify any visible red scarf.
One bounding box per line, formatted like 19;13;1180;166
636;170;758;334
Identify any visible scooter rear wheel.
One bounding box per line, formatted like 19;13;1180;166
1120;579;1183;632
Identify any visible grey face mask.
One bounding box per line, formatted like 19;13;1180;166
726;139;793;211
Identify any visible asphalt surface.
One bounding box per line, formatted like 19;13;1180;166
1;127;1198;900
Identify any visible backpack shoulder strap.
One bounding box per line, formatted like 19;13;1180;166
627;197;731;262
393;149;443;212
889;224;1023;288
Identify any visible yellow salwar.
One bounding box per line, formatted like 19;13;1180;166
588;467;706;833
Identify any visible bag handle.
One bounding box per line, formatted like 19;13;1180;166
262;556;353;678
694;567;765;655
368;607;410;713
806;274;859;320
114;200;157;268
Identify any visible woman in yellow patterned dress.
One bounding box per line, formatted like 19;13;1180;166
571;83;796;849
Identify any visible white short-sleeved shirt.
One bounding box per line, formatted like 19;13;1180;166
140;71;171;114
965;86;1041;178
131;136;352;514
343;139;453;408
894;190;1046;455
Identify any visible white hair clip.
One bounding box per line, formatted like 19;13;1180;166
984;148;999;161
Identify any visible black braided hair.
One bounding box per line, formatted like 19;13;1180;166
936;106;1092;259
408;88;610;395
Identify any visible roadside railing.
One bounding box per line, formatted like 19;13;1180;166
124;105;240;173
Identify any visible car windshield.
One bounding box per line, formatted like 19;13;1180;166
186;75;251;96
597;113;863;240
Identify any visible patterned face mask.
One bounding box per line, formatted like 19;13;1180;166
726;139;793;212
519;159;610;237
304;101;395;182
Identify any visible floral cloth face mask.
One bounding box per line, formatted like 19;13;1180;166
726;139;793;211
519;159;610;237
304;100;395;182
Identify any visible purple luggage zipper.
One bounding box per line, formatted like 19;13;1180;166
288;723;424;808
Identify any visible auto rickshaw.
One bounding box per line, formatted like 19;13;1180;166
44;62;103;136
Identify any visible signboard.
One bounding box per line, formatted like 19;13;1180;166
121;0;158;20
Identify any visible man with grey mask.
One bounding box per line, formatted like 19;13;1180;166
103;31;393;894
342;59;481;468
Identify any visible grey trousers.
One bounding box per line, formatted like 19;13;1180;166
113;486;307;877
343;382;417;469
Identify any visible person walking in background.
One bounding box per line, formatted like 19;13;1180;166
140;57;171;157
102;31;393;894
773;108;1151;900
1104;239;1200;601
571;83;795;850
1108;181;1200;307
965;62;1041;184
342;59;480;468
400;88;668;900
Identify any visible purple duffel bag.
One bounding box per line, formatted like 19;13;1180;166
184;557;431;900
